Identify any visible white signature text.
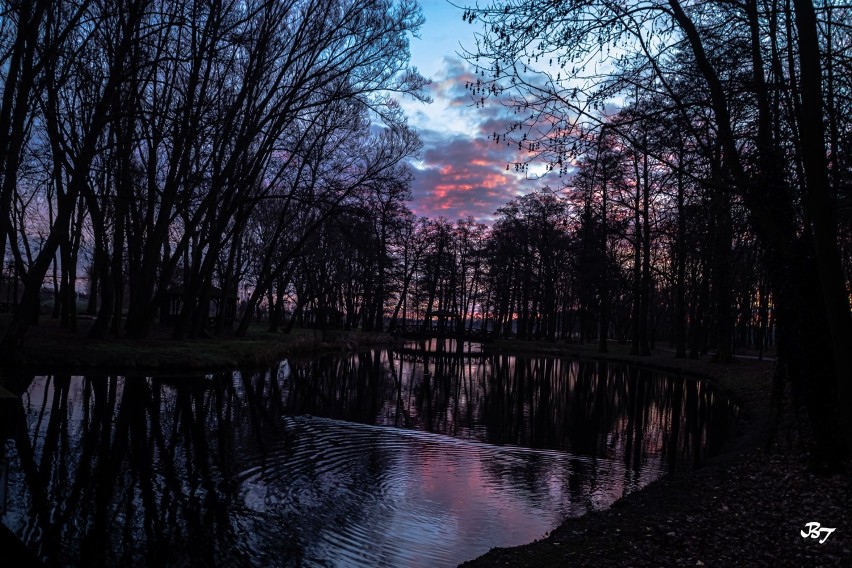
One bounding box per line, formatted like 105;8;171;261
801;522;835;544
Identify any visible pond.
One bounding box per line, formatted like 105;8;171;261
1;345;738;567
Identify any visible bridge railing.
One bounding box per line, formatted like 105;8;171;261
391;325;496;341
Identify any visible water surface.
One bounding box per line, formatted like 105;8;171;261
1;347;737;566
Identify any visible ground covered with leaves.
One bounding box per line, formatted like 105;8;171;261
462;345;852;567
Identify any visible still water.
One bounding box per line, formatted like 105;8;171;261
1;345;737;567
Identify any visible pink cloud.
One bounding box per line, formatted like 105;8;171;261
407;57;571;222
410;135;535;221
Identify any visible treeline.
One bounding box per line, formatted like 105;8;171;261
0;0;426;349
461;0;852;465
287;182;775;364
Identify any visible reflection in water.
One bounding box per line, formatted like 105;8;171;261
234;416;608;567
1;349;737;567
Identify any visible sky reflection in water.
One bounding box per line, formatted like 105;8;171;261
2;347;737;567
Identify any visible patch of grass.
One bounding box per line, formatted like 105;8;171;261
1;316;397;374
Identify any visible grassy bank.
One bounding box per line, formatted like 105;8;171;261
0;315;397;373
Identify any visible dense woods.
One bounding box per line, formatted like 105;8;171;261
0;0;850;465
0;0;427;348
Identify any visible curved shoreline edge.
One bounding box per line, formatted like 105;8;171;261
460;343;851;567
2;332;848;566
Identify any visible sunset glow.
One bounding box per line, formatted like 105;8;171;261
400;2;539;222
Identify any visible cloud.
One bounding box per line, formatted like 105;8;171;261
409;133;538;222
400;56;493;137
424;57;475;105
399;4;586;224
402;56;562;222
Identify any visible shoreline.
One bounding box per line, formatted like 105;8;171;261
0;324;399;376
461;343;851;567
2;327;848;565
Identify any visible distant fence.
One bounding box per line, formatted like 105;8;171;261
392;325;495;342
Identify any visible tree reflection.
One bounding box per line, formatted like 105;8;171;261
2;353;736;565
5;368;299;566
282;350;737;473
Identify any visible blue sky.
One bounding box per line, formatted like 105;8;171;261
399;0;538;222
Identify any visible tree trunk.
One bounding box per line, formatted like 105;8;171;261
674;155;687;358
792;0;852;460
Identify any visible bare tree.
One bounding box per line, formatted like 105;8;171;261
463;0;852;463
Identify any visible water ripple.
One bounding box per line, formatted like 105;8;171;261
230;416;659;568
